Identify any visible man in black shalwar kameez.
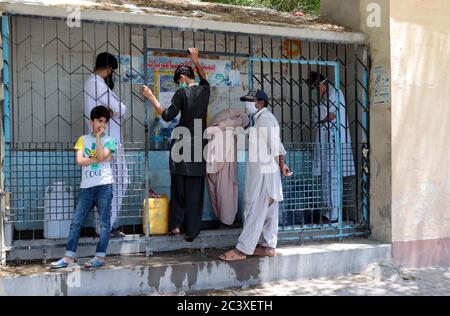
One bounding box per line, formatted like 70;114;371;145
142;48;210;242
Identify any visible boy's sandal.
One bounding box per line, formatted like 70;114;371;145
84;257;105;269
49;258;70;269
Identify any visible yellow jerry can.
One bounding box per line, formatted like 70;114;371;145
142;195;169;235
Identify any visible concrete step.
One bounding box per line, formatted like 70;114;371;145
6;228;243;261
6;227;370;262
0;239;391;296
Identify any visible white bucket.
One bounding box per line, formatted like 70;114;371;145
43;182;74;239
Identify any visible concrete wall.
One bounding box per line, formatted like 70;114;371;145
390;0;450;267
322;0;392;243
324;0;450;266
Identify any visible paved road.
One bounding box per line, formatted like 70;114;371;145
176;262;450;296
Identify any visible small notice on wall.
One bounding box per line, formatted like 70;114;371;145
373;65;390;105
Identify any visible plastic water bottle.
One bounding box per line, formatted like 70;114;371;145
150;117;162;150
161;128;169;150
224;63;231;86
167;118;179;147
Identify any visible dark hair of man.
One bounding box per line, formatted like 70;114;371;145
95;52;118;70
173;64;195;83
95;52;118;90
90;105;111;122
308;71;327;87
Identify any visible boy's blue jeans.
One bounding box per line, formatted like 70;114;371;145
65;184;113;258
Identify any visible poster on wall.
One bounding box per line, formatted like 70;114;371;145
117;51;241;87
117;52;242;137
117;55;149;84
373;65;390;105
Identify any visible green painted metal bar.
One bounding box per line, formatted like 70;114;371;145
1;15;11;266
144;47;249;59
362;47;370;227
278;231;370;242
2;16;11;143
249;57;339;67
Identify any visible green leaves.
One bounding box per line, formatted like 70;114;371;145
199;0;321;14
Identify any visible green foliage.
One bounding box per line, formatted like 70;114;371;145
199;0;321;14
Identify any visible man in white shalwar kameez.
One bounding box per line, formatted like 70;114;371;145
219;90;292;261
84;52;129;237
308;71;355;222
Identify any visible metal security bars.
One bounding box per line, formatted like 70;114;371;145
280;142;368;240
1;13;370;262
4;142;145;239
248;53;370;240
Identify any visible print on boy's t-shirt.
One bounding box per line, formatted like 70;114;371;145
74;134;117;188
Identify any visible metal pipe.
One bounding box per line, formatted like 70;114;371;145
2;16;11;143
334;64;343;240
1;15;12;266
278;231;370;242
143;28;151;254
249;57;339;66
144;47;249;58
362;45;370;228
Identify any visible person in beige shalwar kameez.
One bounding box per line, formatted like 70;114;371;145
205;109;249;226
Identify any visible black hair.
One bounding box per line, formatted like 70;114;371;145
95;52;118;70
95;52;118;90
90;105;111;122
173;64;195;83
307;71;327;87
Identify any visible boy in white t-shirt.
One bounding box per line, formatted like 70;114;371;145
50;106;117;269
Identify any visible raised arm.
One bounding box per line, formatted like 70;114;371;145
189;48;206;81
95;127;112;162
142;85;182;122
142;85;165;117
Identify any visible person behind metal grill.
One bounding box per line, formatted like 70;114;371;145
219;90;292;261
307;71;355;222
84;52;129;238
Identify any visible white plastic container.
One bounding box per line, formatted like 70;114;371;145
43;182;74;239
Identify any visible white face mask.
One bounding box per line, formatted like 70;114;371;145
245;101;258;115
